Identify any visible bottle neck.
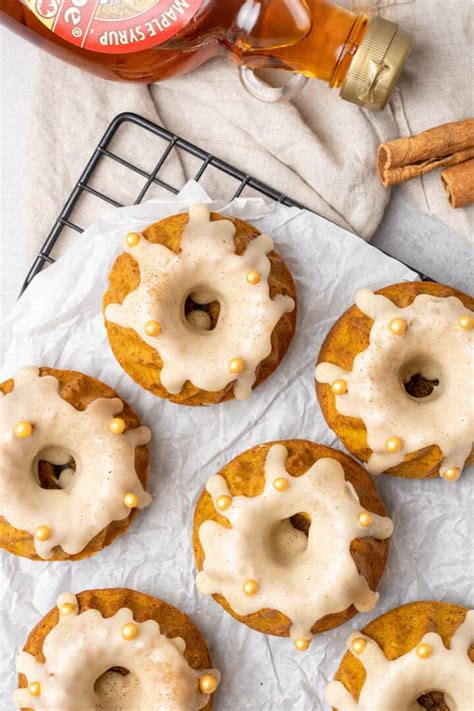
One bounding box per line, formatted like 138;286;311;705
328;12;369;89
230;1;369;86
226;2;412;111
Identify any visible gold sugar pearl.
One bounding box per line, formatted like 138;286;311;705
442;467;460;482
385;436;402;453
124;492;139;508
121;623;139;641
331;379;348;396
28;682;41;697
416;643;432;659
13;420;33;439
60;602;75;616
294;638;310;651
35;525;51;542
144;320;161;337
350;637;367;655
389;318;407;336
358;512;372;528
273;477;289;492
125;232;141;248
228;357;245;375
216;495;232;511
243;579;259;596
109;417;126;435
198;674;219;694
457;315;474;331
246;270;261;286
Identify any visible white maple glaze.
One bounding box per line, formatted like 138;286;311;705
316;290;474;477
325;609;474;711
0;367;151;559
196;444;393;645
13;593;220;711
105;204;295;400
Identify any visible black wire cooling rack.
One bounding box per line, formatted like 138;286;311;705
21;111;425;294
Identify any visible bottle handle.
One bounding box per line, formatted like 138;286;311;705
238;66;308;102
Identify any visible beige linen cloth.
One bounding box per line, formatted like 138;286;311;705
22;0;473;264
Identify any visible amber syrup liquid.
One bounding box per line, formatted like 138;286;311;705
0;0;368;85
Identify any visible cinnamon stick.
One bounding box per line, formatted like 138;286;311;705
441;159;474;209
377;119;474;187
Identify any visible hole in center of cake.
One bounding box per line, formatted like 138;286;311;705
416;690;453;711
184;288;221;332
34;447;76;490
399;356;443;400
269;513;311;563
95;667;141;711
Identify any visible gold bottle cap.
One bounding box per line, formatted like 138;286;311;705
341;16;413;111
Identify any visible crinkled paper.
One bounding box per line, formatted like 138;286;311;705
1;182;472;710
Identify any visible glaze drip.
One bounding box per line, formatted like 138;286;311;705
325;610;474;711
316;290;474;477
105;204;295;400
196;444;393;646
13;593;220;711
0;367;151;558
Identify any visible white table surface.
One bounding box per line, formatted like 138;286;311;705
0;25;472;321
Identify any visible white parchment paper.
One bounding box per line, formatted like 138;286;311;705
1;182;472;710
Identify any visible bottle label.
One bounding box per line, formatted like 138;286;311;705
27;0;204;54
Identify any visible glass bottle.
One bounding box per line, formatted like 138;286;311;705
0;0;413;109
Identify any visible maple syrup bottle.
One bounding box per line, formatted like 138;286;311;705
0;0;413;109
